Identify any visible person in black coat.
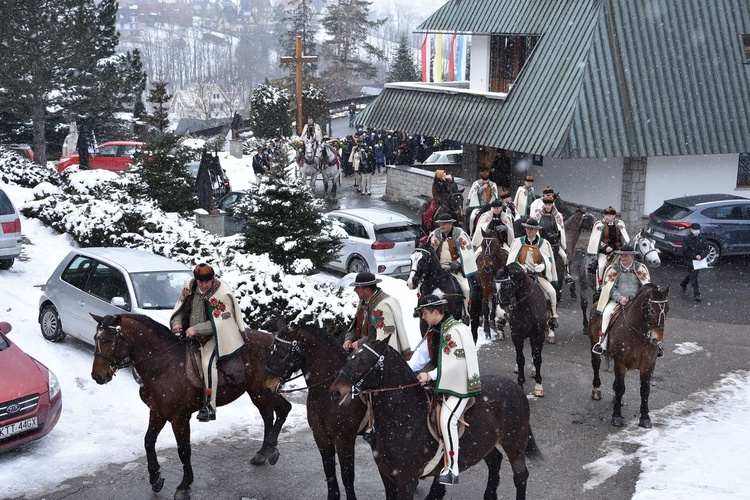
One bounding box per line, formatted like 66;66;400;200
680;222;710;301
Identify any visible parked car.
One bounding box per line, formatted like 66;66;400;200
0;186;23;270
38;248;192;346
646;194;750;266
325;208;425;277
0;321;62;453
56;141;144;174
1;143;34;162
215;190;247;236
415;148;463;178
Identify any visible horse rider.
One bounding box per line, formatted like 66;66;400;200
514;174;536;218
408;294;482;486
531;193;574;285
528;186;556;219
428;212;479;317
170;263;246;422
300;116;322;144
432;169;458;204
587;206;631;291
467;170;499;233
508;218;559;330
471;198;514;253
592;244;654;355
500;189;520;222
343;272;412;358
679;222;709;302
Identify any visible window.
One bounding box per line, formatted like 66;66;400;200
60;256;93;290
743;34;750;64
738;153;750;187
84;262;129;306
489;35;539;92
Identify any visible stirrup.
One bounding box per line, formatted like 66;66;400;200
197;404;216;422
564;273;574;285
438;468;459;485
592;342;604;355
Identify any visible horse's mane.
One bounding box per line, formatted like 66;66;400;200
123;314;176;341
634;282;658;300
296;324;347;355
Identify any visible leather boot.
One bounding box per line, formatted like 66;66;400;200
197;403;216;422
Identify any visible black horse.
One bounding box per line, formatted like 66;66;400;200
330;338;542;500
420;191;464;234
263;324;367;500
405;244;482;342
495;263;550;397
476;227;509;340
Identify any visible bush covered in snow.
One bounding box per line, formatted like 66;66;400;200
0;148;60;187
8;164;356;335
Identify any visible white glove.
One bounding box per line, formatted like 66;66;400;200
534;263;545;273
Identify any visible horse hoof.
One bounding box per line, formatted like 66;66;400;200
151;476;165;493
268;448;280;465
612;416;625;427
531;367;537;377
591;389;601;401
174;487;191;500
513;364;519;374
547;334;556;344
639;418;652;429
497;332;505;341
250;453;267;466
533;384;544;397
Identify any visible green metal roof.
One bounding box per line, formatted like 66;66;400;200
359;0;750;158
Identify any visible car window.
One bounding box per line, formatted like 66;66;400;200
653;203;692;220
219;193;243;212
702;205;745;220
376;224;423;243
423;153;440;164
0;190;15;215
84;262;129;305
98;145;118;156
446;154;461;164
131;271;191;309
119;145;138;157
60;255;94;290
340;219;368;238
0;333;9;351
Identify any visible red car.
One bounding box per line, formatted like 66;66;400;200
56;140;144;174
0;321;62;453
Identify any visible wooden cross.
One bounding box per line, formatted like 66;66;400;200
280;36;318;135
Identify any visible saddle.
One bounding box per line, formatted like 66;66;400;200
420;386;475;477
185;332;252;390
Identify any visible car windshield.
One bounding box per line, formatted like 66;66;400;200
423;153;442;164
376;224;423;243
131;271;192;309
0;333;9;351
653;203;692;220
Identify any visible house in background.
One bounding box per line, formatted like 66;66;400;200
169;83;235;130
357;0;750;229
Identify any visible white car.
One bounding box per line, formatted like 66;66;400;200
325;208;424;278
38;248;192;345
420;149;463;167
0;186;23;270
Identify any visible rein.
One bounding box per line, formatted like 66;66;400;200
620;295;668;338
341;344;422;397
94;322;184;372
267;333;339;394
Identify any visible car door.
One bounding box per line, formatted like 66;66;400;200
78;261;132;344
53;255;95;341
90;144;119;171
712;204;750;255
331;215;369;271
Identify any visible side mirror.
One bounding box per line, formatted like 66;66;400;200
111;296;130;311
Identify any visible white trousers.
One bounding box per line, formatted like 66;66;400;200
596;253;611;284
536;276;558;318
360;173;372;194
200;337;218;411
441;395;468;476
598;301;620;350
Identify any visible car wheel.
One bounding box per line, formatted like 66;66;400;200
40;304;66;342
347;257;369;274
0;258;13;270
705;241;720;266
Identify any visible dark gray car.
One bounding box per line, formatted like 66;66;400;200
646;193;750;265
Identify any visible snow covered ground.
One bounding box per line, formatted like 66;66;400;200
1;152;749;499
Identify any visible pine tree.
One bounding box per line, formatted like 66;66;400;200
279;0;319;83
250;82;293;139
319;0;386;100
144;81;173;135
387;35;420;83
301;84;330;134
236;152;343;273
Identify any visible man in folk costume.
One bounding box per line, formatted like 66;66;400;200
471;198;514;256
428;212;479;314
531;193;574;284
343;272;412;357
170;263;246;422
300;116;323;144
514;174;536;218
467;170;499;234
587;206;631;290
592;244;655;355
528;186;555;219
508;218;560;330
408;294;482;486
500;189;520;222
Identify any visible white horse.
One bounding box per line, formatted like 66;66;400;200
298;140;318;190
630;228;661;267
316;142;340;196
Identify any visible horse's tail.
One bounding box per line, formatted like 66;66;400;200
525;425;544;461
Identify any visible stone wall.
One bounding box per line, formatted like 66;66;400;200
383;165;470;210
620;156;648;230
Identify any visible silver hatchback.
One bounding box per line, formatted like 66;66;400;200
38;248;192;345
325;208;425;278
0;186;23;270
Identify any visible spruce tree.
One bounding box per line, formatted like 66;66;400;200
144;80;173;135
301;84;330;135
387;35;420;83
236;151;343;273
279;0;319;83
250;82;293;139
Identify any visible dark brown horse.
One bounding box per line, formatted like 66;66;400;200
329;339;542;500
476;226;509;340
263;324;367;500
495;263;550;397
420;191;464;234
90;314;291;500
587;284;670;427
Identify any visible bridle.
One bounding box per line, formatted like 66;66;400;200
266;328;337;393
94;321;183;374
337;343;385;397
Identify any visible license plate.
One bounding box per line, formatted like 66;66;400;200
400;265;411;273
0;416;38;440
653;231;665;239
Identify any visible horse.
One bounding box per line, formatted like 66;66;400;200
495;262;551;397
298;140;318;190
406;243;482;342
420;191;464;234
562;209;596;302
475;226;509;340
263;324;367;500
586;284;670;428
90;314;291;500
574;228;661;331
316;142;341;196
329;338;542;500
